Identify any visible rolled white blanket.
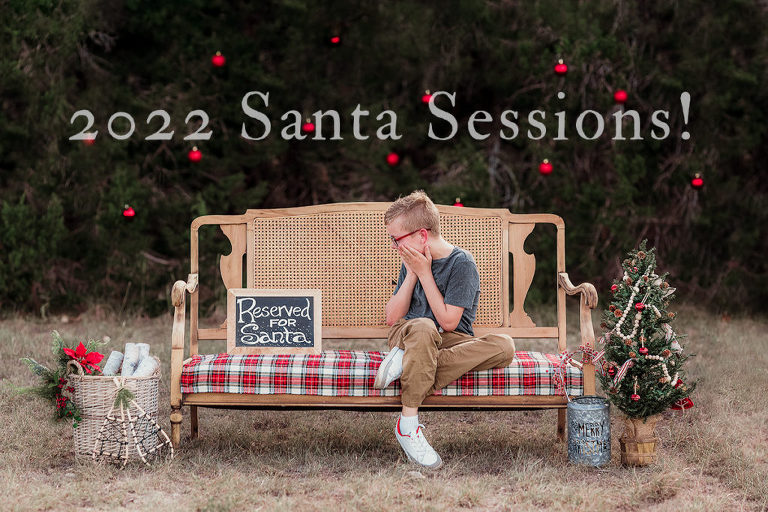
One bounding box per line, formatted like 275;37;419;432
102;351;124;376
132;356;159;377
137;343;150;361
122;343;139;377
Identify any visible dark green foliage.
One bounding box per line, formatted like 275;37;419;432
1;1;766;314
0;195;67;312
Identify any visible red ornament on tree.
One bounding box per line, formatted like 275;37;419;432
211;51;226;67
639;347;649;355
421;90;432;104
554;59;568;75
453;198;464;207
122;205;136;218
539;159;553;175
635;302;645;311
302;119;315;134
188;146;202;162
329;35;341;45
611;284;618;293
386;152;400;166
614;89;628;103
691;173;704;189
631;393;640;401
607;367;616;377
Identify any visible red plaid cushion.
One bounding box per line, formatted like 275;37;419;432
181;350;582;397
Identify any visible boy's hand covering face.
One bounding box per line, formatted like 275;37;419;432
399;244;432;278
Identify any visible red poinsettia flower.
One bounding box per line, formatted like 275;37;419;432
63;342;104;373
62;342;84;360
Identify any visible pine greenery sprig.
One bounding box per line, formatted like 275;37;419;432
17;331;106;428
114;386;136;410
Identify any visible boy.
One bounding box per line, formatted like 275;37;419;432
374;190;516;469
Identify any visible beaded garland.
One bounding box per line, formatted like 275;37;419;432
611;267;653;344
606;267;680;390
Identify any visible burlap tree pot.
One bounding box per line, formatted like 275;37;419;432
619;414;660;466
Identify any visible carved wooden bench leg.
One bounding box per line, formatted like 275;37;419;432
557;409;566;442
170;407;183;448
190;405;199;440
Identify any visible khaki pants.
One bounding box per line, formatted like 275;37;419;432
387;318;516;408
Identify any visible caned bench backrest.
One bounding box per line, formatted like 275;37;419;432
188;203;568;354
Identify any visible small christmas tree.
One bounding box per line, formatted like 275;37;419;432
598;241;695;419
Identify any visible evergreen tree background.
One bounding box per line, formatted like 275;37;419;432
1;0;766;316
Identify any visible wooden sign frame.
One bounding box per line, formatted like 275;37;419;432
226;288;322;355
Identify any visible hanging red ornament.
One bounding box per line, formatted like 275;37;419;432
631;393;640;401
83;137;96;146
539;159;553;175
188;146;202;162
614;89;628;103
453;197;464;207
211;51;226;67
386;152;400;166
691;173;704;189
611;284;618;293
607;367;616;377
635;302;645;311
639;347;649;355
122;205;136;218
421;90;432;104
329;35;341;45
302;119;315;133
554;59;568;75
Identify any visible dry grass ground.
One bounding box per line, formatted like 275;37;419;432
1;305;767;511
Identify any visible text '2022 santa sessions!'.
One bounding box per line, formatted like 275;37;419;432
69;90;693;143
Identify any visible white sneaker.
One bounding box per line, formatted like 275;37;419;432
395;418;443;469
374;347;404;389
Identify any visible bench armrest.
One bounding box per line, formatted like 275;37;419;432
558;272;599;395
170;274;198;409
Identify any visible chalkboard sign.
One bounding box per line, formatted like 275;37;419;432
227;289;322;355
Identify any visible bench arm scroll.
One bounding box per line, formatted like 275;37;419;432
558;272;599;395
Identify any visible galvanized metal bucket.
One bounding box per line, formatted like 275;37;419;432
567;395;611;466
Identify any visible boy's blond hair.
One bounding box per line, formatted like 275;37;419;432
384;190;440;236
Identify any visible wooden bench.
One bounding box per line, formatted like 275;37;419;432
169;203;598;448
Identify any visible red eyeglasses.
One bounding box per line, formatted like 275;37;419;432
390;228;430;247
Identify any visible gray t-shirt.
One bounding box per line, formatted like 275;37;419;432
393;246;480;336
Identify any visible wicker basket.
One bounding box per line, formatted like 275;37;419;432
67;359;160;460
